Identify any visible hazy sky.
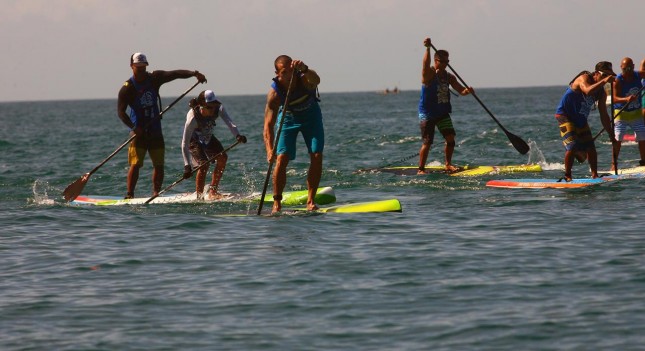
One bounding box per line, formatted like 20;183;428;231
1;0;644;102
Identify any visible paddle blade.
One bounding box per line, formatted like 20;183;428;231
506;131;530;155
63;173;90;202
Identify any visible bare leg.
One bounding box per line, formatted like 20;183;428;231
209;154;228;199
418;143;430;174
126;165;140;198
563;150;574;181
307;153;323;211
611;141;622;171
444;135;458;172
152;165;164;197
638;141;645;164
195;165;208;198
272;154;289;214
588;148;599;178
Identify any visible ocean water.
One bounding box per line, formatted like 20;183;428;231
2;87;645;350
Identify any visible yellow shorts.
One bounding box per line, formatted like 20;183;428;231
128;134;165;167
614;108;642;122
556;114;593;152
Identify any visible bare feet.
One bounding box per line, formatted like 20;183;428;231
271;195;282;214
445;164;460;173
207;189;223;200
271;201;281;214
417;168;428;175
307;201;319;211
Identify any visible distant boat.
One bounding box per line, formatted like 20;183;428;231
378;86;400;95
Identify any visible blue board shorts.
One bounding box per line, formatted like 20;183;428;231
275;102;324;160
418;113;456;145
555;114;594;152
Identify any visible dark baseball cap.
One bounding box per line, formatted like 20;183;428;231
595;61;616;76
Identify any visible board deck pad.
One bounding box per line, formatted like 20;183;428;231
71;186;336;206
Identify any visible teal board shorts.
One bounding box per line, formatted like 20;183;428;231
275;102;324;160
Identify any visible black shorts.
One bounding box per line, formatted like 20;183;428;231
189;136;225;166
420;114;456;145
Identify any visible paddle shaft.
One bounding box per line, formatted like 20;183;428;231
144;140;241;204
429;43;530;155
63;80;201;202
256;70;297;215
610;84;618;175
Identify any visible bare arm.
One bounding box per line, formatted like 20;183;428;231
301;69;320;90
291;60;320;90
448;74;473;96
421;39;436;86
117;83;135;130
263;90;281;162
612;79;634;105
575;73;612;96
153;70;207;85
640;58;645;79
597;92;617;142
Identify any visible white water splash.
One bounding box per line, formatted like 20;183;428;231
526;139;564;170
32;179;56;205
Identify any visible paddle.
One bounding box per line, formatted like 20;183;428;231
63;80;201;202
429;43;530;155
256;69;297;215
143;140;241;204
610;83;618;175
593;84;645;141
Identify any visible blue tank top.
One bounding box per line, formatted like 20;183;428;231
418;73;451;117
614;71;643;111
271;76;317;113
555;87;596;126
128;76;161;133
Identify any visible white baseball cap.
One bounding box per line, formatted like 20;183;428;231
204;90;218;103
131;52;149;66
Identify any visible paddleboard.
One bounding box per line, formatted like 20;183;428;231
486;173;645;189
486;177;611;189
70;186;336;206
285;198;402;213
373;164;542;177
598;165;645;175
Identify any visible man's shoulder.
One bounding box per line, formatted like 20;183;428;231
119;78;134;96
